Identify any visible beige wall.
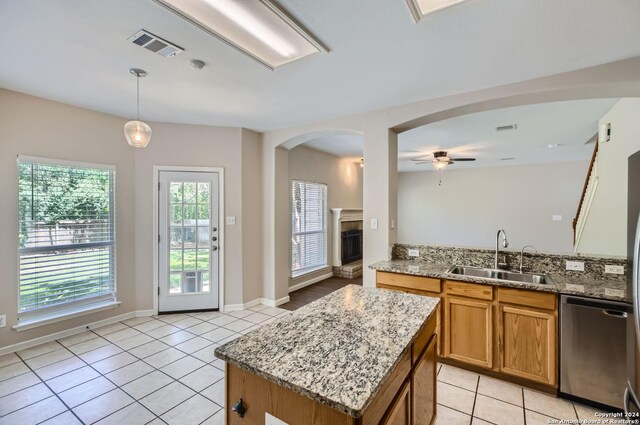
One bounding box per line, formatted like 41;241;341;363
133;123;247;309
0;89;262;349
398;162;589;254
288;145;363;287
578;98;640;256
0;89;136;347
241;129;264;303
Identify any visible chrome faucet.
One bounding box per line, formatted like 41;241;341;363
519;245;537;273
495;229;509;269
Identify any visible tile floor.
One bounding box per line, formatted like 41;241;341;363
434;363;608;425
0;304;610;425
0;304;288;425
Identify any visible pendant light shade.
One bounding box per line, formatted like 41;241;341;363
124;120;152;148
124;68;151;148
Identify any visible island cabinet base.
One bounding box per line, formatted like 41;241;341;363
224;313;438;425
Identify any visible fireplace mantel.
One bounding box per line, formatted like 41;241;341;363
330;208;363;267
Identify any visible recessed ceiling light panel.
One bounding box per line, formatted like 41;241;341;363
406;0;468;21
152;0;328;69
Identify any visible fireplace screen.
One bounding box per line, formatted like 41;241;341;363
341;229;363;265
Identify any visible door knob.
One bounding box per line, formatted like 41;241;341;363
212;227;218;232
212;236;217;241
212;246;218;251
232;399;246;417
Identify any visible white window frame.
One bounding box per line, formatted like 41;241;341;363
291;180;328;278
14;156;119;330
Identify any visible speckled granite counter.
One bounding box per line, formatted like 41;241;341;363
369;260;629;302
214;285;439;417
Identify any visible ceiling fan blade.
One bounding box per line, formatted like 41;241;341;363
450;158;476;162
409;158;432;162
413;162;430;165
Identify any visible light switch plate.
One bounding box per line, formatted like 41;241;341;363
266;413;289;425
225;216;236;225
566;261;585;271
552;215;562;221
408;249;420;257
370;218;378;230
0;315;6;328
605;265;625;275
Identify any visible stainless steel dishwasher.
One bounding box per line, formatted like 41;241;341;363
560;295;631;409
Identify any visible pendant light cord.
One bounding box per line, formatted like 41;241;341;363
136;75;140;121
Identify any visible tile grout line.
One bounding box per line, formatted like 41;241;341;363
12;350;86;425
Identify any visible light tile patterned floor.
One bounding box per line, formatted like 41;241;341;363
434;363;609;425
0;304;287;425
0;304;609;425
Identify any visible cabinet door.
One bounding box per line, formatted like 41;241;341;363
444;297;493;368
499;305;557;386
412;335;437;425
382;381;411;425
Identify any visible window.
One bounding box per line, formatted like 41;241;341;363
18;157;116;320
291;180;327;276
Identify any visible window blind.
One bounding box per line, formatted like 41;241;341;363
18;158;116;314
291;180;327;275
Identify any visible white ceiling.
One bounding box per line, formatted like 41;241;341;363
0;1;639;131
397;98;618;171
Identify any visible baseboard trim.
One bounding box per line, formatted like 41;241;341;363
225;295;291;310
262;296;290;307
224;298;263;312
0;310;152;356
289;272;333;293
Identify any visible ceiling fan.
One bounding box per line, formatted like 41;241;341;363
410;151;476;170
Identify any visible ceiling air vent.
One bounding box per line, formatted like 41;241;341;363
496;124;518;132
127;29;184;57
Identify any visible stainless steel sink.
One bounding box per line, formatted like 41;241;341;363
446;265;554;285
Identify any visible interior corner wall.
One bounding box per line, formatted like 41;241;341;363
577;98;640;256
134;123;246;309
397;161;589;254
362;117;398;287
0;89;136;348
241;129;263;303
288;145;364;288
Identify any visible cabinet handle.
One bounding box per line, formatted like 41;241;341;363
232;399;247;417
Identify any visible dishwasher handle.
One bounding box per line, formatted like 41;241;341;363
603;309;628;318
563;295;631;313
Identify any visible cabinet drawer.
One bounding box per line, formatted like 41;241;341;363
412;312;437;364
497;287;556;310
377;272;441;293
444;280;493;300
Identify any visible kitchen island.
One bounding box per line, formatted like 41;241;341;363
214;285;440;425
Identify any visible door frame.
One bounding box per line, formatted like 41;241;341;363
152;165;225;314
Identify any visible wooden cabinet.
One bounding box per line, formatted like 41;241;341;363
444;296;493;368
376;271;559;389
412;335;437;425
497;288;557;386
382;381;411;425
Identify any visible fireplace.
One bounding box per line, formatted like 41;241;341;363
341;229;363;264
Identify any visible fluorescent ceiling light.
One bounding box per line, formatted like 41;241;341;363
152;0;328;69
406;0;468;21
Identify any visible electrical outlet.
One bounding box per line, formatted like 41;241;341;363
0;315;6;328
605;265;625;275
408;249;420;257
225;216;236;225
566;261;585;271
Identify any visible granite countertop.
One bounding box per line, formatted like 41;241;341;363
369;260;629;302
214;285;439;418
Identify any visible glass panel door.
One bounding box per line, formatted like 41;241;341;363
159;171;219;312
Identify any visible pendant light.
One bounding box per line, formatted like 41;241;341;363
124;68;152;148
